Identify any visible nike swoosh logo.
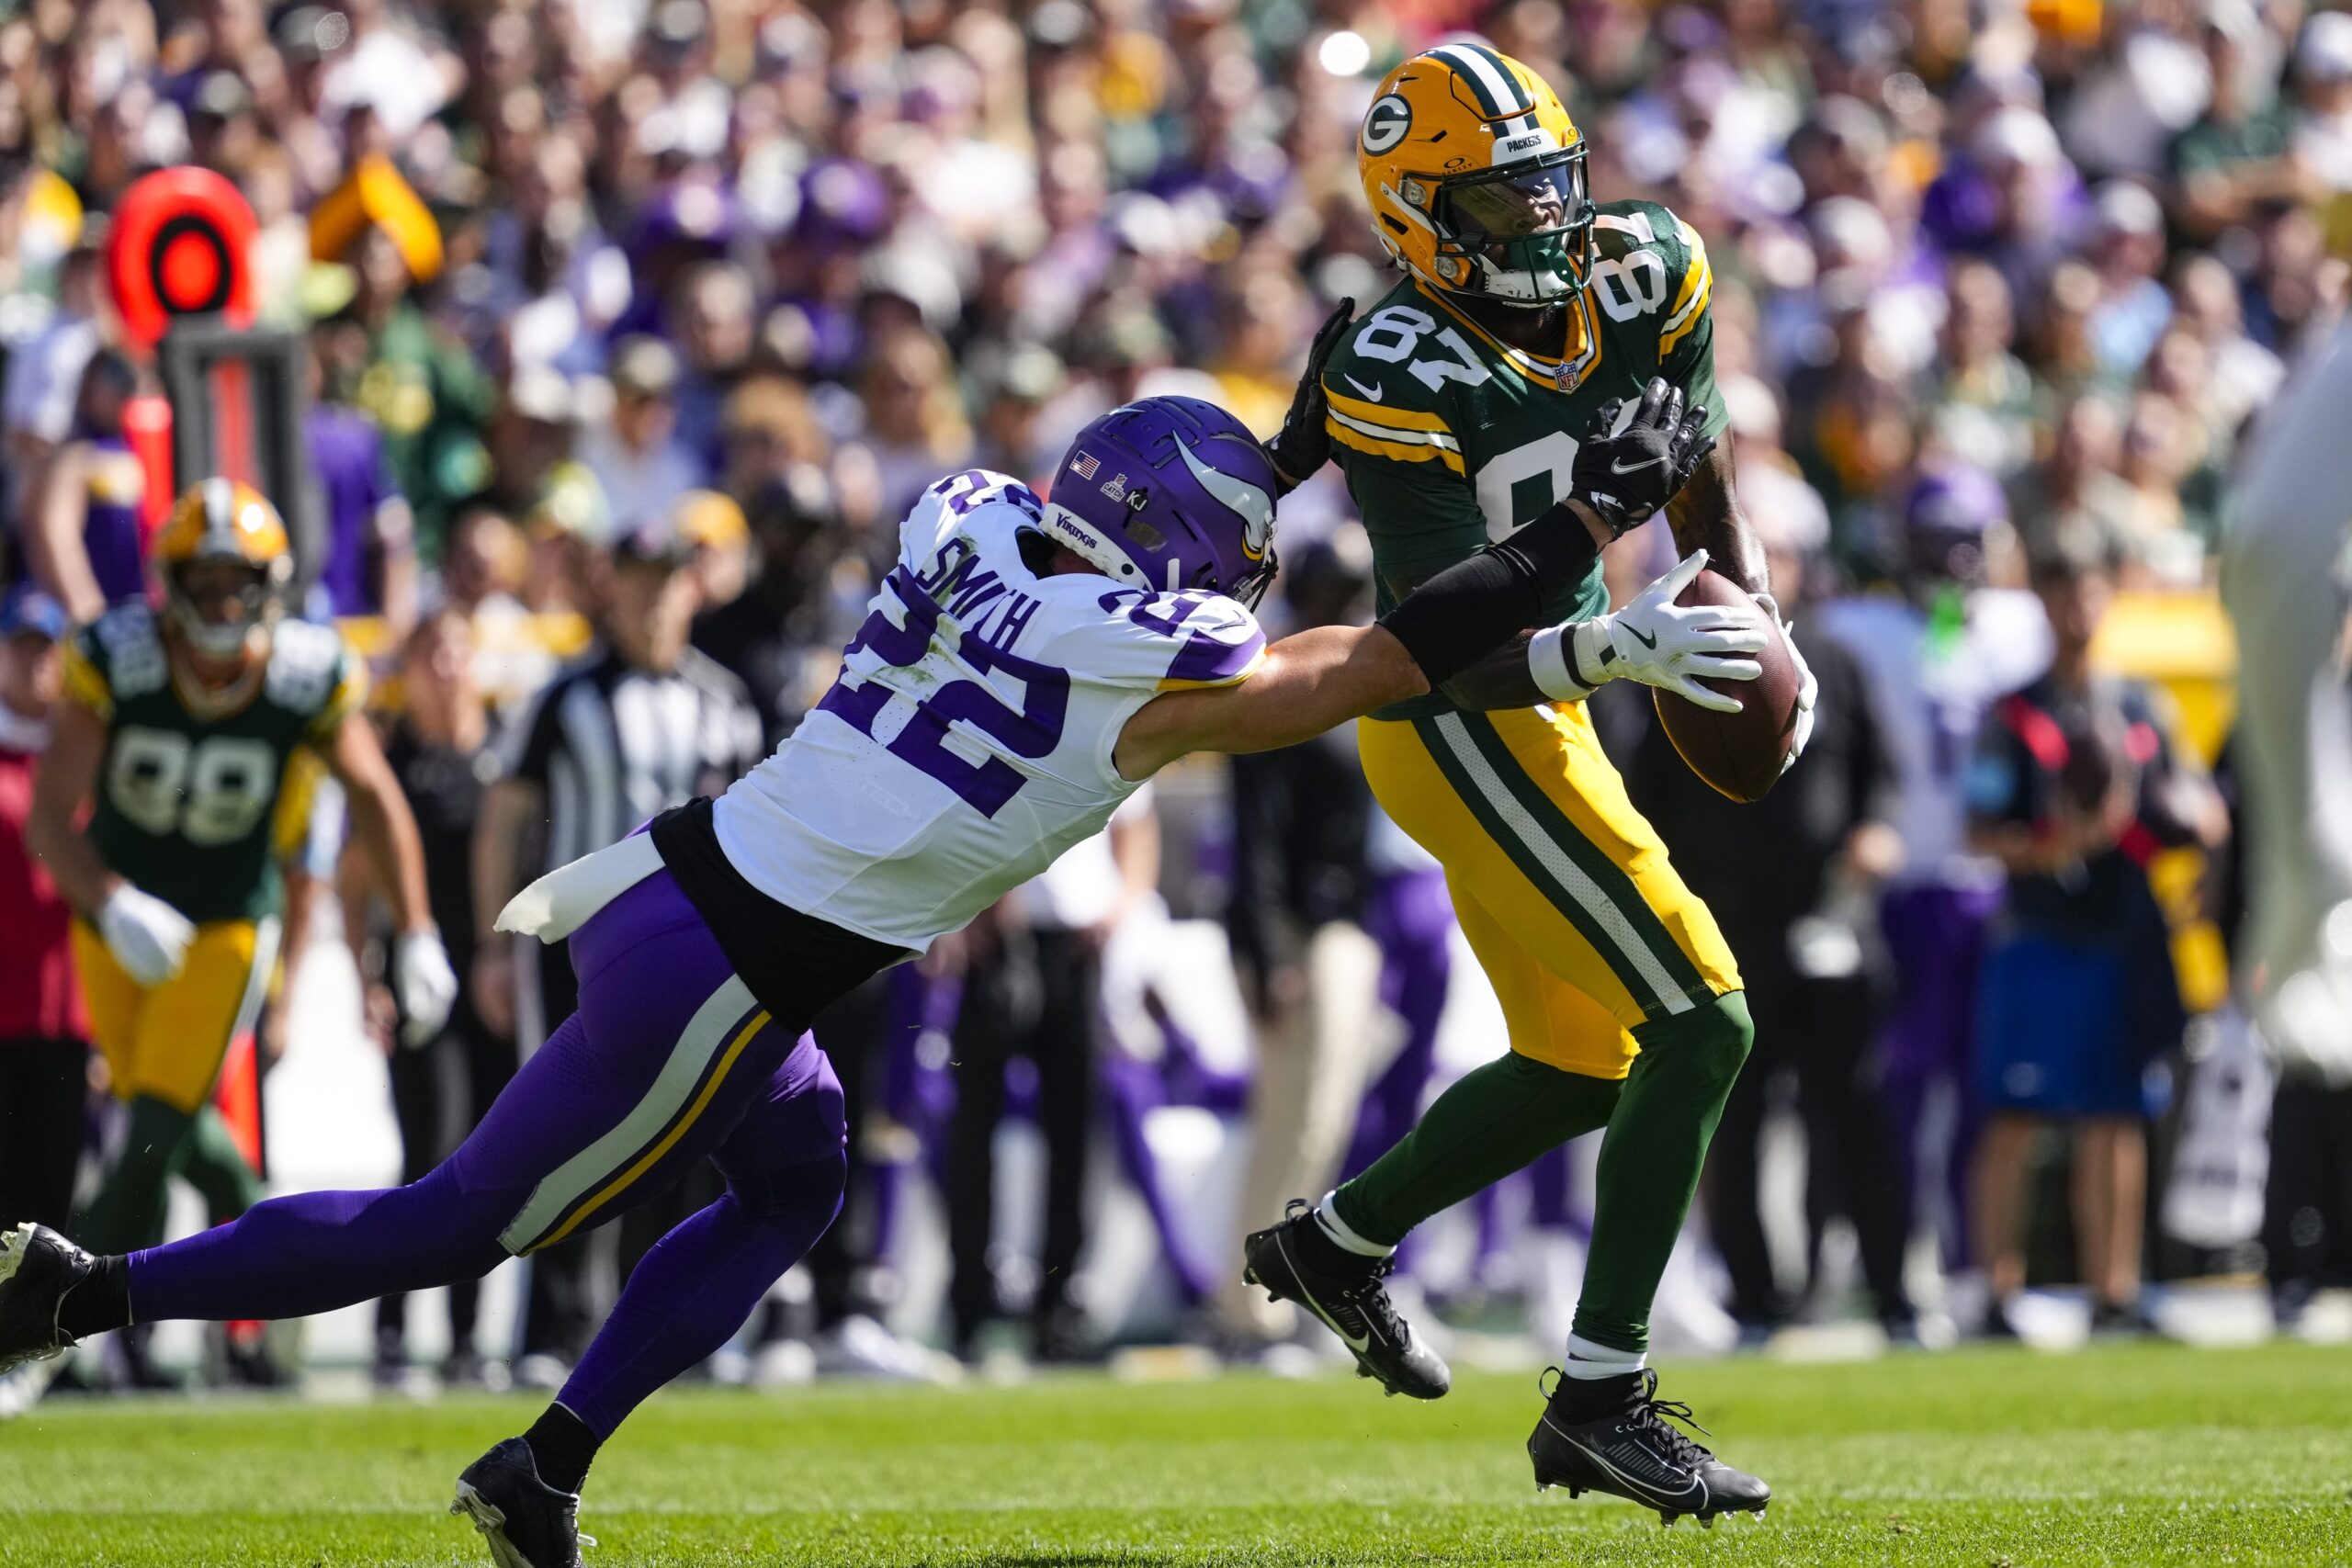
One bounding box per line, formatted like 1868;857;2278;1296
1628;626;1658;649
1340;375;1385;403
1542;1416;1710;1509
1278;1234;1373;1352
1611;455;1665;474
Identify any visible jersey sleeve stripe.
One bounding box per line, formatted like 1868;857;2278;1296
1326;414;1468;475
1328;404;1461;451
304;658;369;743
1323;385;1453;434
1157;641;1269;692
1664;238;1709;326
60;637;113;719
1657;258;1712;359
1167;621;1267;685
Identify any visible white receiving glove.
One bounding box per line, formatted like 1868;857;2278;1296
1753;590;1818;775
1528;550;1769;714
96;884;196;988
393;929;459;1048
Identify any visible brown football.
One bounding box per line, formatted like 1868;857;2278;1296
1652;568;1800;803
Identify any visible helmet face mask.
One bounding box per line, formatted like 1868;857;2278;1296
156;479;293;665
1426;148;1594;306
168;557;281;661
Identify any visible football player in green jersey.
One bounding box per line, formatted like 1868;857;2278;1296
28;481;454;1292
1244;42;1816;1525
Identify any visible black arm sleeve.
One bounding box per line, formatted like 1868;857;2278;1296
1374;507;1600;687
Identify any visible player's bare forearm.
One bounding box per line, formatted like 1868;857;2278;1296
28;447;107;624
472;778;541;939
1666;440;1768;596
25;694;119;916
322;712;434;935
1114;624;1428;779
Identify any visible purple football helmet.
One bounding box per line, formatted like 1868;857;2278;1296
1900;461;2007;587
1036;396;1281;608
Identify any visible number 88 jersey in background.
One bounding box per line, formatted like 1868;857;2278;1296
61;603;365;924
1322;198;1725;720
714;469;1265;951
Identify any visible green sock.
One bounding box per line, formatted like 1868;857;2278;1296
77;1096;198;1257
1333;1052;1622;1246
1571;992;1755;1354
174;1106;266;1222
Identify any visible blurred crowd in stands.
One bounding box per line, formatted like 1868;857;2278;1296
2;0;2350;1391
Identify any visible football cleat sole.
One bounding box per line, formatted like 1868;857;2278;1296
452;1481;534;1568
0;1224;77;1376
1531;1448;1770;1527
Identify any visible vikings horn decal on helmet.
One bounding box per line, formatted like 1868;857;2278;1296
154;478;294;661
1039;396;1283;608
1356;41;1596;308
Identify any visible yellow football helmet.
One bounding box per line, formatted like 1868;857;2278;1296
155;478;293;661
1357;42;1595;308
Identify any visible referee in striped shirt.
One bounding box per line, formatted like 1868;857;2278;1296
471;513;764;1384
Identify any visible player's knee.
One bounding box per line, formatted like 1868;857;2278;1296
1642;992;1754;1090
1692;991;1757;1083
728;1149;847;1233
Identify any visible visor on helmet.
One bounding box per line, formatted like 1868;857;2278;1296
1438;156;1589;242
1423;145;1596;304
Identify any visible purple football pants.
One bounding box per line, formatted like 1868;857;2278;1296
1877;879;2004;1269
127;870;848;1437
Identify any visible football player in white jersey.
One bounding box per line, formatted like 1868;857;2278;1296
1815;463;2051;1279
0;341;1747;1568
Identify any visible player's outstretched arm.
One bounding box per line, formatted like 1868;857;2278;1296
23;685;119;916
1115;488;1622;777
1113;621;1426;779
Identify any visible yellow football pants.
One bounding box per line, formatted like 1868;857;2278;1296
71;916;280;1114
1358;703;1740;1079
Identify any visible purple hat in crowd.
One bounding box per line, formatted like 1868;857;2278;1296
1038;397;1280;609
1900;461;2008;586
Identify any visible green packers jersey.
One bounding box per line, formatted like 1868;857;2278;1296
62;604;365;924
1322;198;1725;719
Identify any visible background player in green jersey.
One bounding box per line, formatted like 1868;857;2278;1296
1245;42;1817;1526
27;481;454;1299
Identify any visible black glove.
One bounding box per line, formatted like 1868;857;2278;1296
1262;297;1356;494
1566;377;1715;539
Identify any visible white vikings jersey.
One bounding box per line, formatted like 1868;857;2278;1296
1817;588;2051;886
715;469;1266;949
2225;319;2352;1084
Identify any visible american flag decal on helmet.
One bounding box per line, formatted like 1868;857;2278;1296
1070;452;1100;479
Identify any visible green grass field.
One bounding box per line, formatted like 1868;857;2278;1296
3;1341;2348;1566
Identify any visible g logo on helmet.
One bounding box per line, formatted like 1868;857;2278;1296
1361;94;1411;154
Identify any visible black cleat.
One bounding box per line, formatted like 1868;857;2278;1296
1528;1368;1770;1527
1241;1200;1449;1400
0;1224;96;1374
451;1438;595;1568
